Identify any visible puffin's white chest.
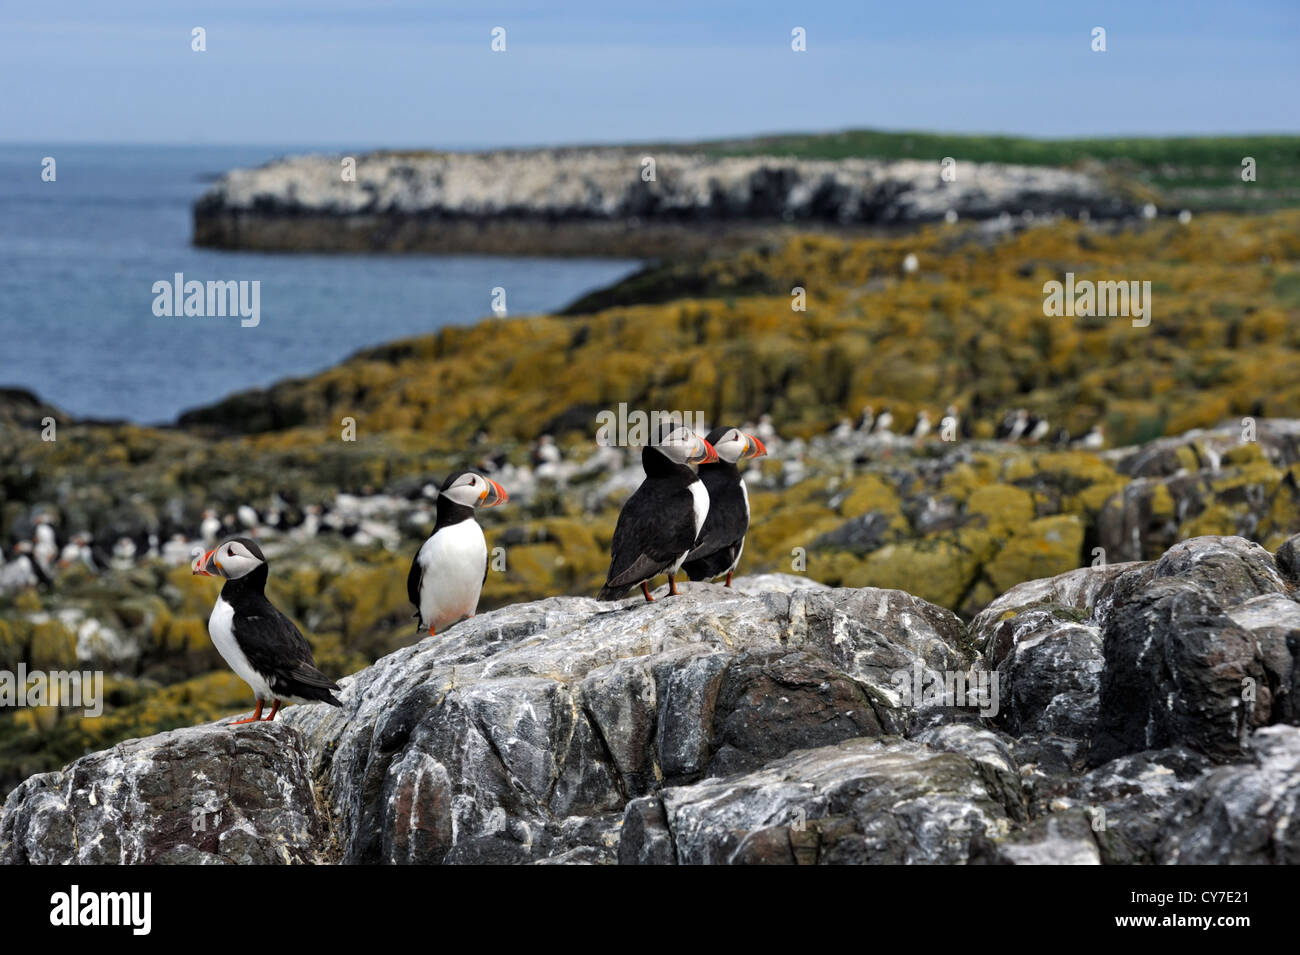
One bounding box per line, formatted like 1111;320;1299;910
418;519;488;631
669;479;711;574
688;479;709;538
208;597;273;699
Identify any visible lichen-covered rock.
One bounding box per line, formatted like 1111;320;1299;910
0;722;329;864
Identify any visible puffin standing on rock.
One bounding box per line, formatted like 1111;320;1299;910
682;427;768;587
193;537;342;724
598;426;718;602
408;470;509;637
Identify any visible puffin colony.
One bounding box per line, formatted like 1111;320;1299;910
193;424;767;724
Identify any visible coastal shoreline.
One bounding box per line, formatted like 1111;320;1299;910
192;210;910;259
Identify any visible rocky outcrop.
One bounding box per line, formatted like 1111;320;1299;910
0;722;329;864
973;536;1292;767
282;577;978;864
5;533;1299;865
193;150;1135;256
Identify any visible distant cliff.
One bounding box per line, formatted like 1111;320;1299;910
193;149;1139;257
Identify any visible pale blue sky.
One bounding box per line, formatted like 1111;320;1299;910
3;1;1297;147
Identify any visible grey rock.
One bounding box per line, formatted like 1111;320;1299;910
812;512;894;555
621;736;1022;865
284;582;971;864
1071;747;1210;865
0;722;329;865
974;809;1101;865
1225;592;1300;723
980;606;1103;738
1090;568;1269;766
7;541;1300;866
1275;532;1300;584
195;150;1133;257
1157;726;1300;864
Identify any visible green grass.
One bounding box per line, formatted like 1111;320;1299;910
684;129;1297;168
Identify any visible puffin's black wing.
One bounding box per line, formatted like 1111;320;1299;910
599;482;700;597
682;544;742;582
235;600;341;706
407;550;424;611
29;557;53;590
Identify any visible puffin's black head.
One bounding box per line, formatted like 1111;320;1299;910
704;426;768;465
649;426;718;468
438;471;508;509
193;536;265;579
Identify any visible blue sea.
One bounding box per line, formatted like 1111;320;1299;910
0;144;639;425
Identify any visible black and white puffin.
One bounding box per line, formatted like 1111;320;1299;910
193;537;342;724
598;426;718;602
681;426;768;587
407;470;508;636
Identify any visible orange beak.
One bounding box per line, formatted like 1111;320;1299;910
480;479;508;507
744;433;769;459
692;438;719;465
193;548;217;576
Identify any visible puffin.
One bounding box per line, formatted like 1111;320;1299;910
407;470;508;637
911;411;932;439
1024;413;1050;443
193;537;342;724
682;427;768;587
999;409;1030;441
871;407;894;435
1073;424;1105;450
598;426;718;602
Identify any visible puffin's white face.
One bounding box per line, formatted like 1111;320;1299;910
194;538;265;580
655;427;718;467
711;428;769;464
441;472;509;509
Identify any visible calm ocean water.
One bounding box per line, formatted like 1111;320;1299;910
0;144;639;425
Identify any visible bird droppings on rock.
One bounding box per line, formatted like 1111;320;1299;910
5;533;1299;864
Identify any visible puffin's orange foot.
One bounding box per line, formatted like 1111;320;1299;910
668;574;679;597
260;700;282;722
725;571;733;588
641;581;655;603
230;701;265;725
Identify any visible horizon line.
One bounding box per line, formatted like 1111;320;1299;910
4;125;1300;152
